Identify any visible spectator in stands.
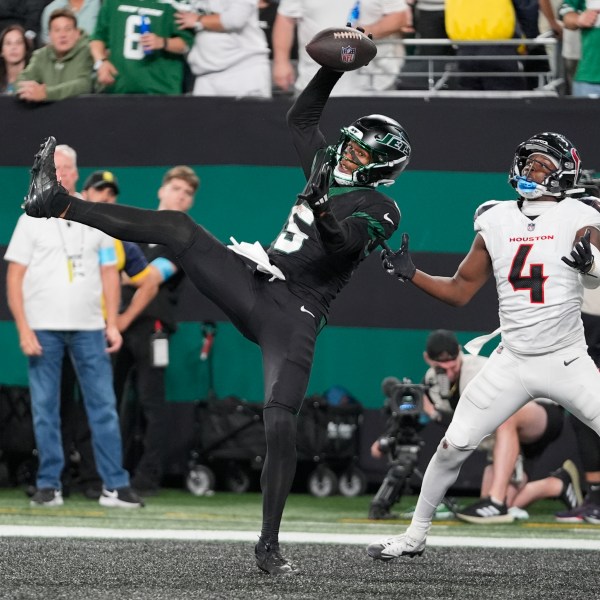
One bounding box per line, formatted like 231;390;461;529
0;25;33;95
90;0;193;95
560;0;600;97
512;0;551;90
0;0;51;49
446;0;527;91
258;0;279;57
40;0;101;45
539;0;581;96
175;0;271;97
4;143;142;509
16;9;93;103
111;166;198;496
272;0;410;95
395;0;456;91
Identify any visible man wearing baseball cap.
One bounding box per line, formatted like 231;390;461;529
82;170;120;199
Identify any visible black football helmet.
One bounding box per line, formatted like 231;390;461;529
331;114;411;187
509;132;582;200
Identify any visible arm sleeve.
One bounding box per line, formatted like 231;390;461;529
313;212;373;255
90;0;108;42
286;67;344;179
313;191;399;254
98;232;117;266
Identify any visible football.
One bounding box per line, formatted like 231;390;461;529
305;27;377;72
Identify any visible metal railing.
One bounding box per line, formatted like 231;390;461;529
357;35;563;98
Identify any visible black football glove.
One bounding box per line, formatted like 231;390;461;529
381;233;416;282
298;162;332;214
561;229;596;275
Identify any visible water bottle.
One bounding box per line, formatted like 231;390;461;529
348;1;360;27
140;15;152;56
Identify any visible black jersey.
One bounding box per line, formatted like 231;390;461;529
267;68;400;315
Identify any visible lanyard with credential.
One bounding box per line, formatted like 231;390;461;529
56;220;84;283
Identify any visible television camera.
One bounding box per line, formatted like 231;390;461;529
368;376;456;520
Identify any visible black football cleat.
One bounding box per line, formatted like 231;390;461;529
22;136;66;218
255;539;300;576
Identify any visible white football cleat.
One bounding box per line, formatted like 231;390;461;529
367;533;426;561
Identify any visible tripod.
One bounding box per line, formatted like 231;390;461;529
368;435;457;520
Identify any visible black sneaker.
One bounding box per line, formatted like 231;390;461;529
455;497;514;524
555;499;593;522
99;486;144;508
550;459;584;510
582;503;600;524
22;136;66;218
30;488;64;507
255;539;300;575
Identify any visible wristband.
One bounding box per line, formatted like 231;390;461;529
194;17;205;32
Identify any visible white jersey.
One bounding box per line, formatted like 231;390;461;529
475;197;600;355
186;0;271;97
4;215;116;330
277;0;408;94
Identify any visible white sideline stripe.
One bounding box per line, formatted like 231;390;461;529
1;526;600;550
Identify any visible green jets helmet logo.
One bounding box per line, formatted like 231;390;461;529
379;133;410;154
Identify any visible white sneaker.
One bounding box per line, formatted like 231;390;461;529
508;506;529;520
367;533;426;561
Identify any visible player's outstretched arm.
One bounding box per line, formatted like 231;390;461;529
383;233;492;306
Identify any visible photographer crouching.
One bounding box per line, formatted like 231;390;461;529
368;330;487;519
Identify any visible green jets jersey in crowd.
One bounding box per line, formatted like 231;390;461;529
92;0;194;94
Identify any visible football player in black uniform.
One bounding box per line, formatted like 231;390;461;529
22;66;412;575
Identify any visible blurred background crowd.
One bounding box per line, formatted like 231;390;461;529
1;0;599;100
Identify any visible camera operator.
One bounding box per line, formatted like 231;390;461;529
369;330;487;520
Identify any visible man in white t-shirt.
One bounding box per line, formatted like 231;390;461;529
272;0;410;95
4;144;142;509
175;0;272;97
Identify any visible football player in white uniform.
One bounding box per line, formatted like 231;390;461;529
368;131;600;561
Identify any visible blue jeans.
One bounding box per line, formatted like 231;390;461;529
573;81;600;98
29;330;129;490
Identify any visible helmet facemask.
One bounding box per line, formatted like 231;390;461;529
509;132;583;200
